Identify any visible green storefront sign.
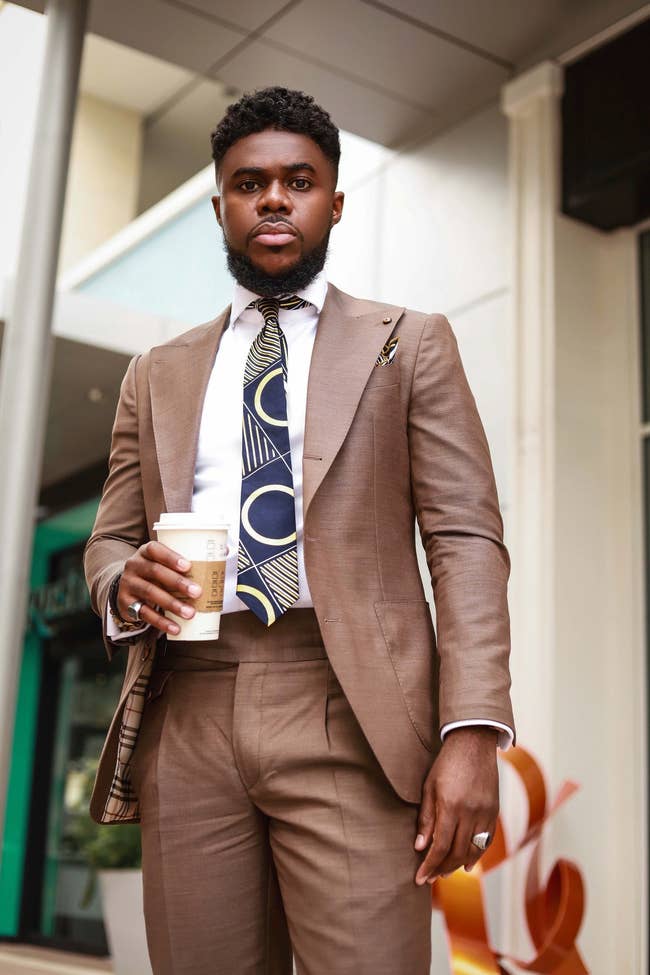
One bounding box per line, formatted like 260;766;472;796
0;498;104;941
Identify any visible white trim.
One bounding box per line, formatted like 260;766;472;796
635;215;650;236
500;63;563;958
2;274;189;353
57;163;215;291
440;719;514;751
600;226;647;972
502;58;562;773
500;61;564;118
558;4;650;65
633;222;649;975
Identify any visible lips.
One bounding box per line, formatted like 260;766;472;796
252;222;297;247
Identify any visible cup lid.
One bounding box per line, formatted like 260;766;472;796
154;512;229;531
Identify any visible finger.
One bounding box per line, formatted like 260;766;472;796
415;805;456;884
138;558;203;600
142;540;193;571
463;848;483;874
131;599;182;637
415;783;436;851
434;816;476;879
120;576;198;623
464;819;498;874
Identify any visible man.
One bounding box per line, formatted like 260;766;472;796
84;87;515;975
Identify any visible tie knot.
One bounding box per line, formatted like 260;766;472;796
247;294;311;327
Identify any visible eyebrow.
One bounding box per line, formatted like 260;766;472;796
230;162;317;179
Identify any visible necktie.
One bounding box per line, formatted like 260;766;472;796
236;294;311;625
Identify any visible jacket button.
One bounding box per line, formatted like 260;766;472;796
382;316;392;324
141;648;150;661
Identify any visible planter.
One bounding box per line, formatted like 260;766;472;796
98;868;152;975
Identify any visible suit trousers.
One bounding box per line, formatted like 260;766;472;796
130;608;432;975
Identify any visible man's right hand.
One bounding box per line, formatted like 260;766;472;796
116;541;204;636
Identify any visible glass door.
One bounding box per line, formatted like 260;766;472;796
20;543;125;954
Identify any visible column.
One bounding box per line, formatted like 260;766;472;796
500;61;563;964
0;0;88;843
501;59;643;968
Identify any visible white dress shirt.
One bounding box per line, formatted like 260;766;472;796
108;270;513;750
190;273;325;614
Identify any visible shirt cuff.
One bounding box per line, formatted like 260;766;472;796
105;601;150;642
440;719;514;751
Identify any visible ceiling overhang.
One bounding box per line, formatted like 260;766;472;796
9;0;649;149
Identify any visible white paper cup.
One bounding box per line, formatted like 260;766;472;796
153;512;228;641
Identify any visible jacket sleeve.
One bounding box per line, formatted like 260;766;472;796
84;353;149;661
407;314;516;741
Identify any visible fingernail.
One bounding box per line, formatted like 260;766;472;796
427;876;436;884
414;833;426;850
178;558;191;570
180;605;194;618
169;623;180;634
415;876;426;886
188;584;201;596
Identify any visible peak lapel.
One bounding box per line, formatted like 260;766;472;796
302;284;403;524
150;308;230;514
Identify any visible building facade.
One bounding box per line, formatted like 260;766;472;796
0;1;648;969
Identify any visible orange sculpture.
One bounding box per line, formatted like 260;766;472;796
431;745;588;974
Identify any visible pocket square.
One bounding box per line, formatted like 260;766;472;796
375;336;399;367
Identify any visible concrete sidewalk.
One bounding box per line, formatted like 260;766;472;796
0;945;112;975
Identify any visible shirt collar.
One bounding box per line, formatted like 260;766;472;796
228;269;328;330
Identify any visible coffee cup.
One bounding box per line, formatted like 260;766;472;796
153;512;228;640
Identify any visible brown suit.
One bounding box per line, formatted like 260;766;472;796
85;281;515;828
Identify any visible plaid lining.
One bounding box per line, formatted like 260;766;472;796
100;654;155;824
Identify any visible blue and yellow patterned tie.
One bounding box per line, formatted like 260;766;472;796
236;294;311;625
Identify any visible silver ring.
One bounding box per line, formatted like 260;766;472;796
127;600;144;623
471;831;491;851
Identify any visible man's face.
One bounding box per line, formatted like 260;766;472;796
212;129;344;295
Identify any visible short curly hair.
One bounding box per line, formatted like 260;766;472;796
210;86;340;182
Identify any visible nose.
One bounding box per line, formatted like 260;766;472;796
257;178;292;215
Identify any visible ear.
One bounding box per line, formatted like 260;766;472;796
331;190;344;227
211;195;222;226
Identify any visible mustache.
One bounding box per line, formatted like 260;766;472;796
247;216;303;243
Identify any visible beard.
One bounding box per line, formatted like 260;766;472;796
223;226;331;297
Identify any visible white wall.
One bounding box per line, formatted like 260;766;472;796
500;60;644;971
551;217;642;972
59;93;143;271
0;4;46;282
136;78;232;214
329;106;511;512
0;6;144;282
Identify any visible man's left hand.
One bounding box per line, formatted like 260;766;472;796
414;726;499;884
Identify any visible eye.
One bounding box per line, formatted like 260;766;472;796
239;179;260;192
291;177;312;190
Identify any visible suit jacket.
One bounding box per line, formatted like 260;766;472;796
84;282;516;825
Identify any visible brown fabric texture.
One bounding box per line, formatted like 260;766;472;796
84;282;516;824
160;606;329;663
131;651;432;974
